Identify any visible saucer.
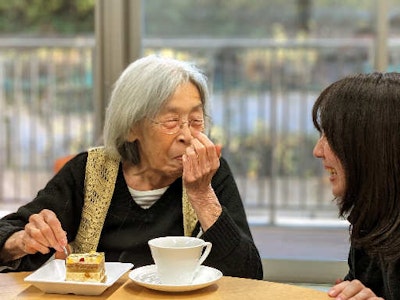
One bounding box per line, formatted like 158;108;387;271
128;264;222;292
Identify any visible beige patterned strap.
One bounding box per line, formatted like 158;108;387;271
182;184;198;236
70;146;196;252
70;147;119;253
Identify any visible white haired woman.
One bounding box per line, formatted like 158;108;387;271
0;55;263;280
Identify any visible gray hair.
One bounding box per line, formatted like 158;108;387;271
103;55;210;163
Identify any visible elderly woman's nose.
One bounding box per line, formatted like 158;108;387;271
178;125;194;141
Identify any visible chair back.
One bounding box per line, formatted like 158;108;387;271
53;154;75;173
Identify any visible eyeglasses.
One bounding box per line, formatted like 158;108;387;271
150;117;205;135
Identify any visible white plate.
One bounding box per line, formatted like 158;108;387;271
128;264;222;292
24;259;133;295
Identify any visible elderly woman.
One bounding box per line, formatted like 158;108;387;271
0;55;263;280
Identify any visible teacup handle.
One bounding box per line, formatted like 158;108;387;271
191;242;212;283
198;241;212;265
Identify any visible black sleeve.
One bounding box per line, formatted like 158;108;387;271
343;246;386;297
0;152;88;272
343;246;354;281
201;157;263;280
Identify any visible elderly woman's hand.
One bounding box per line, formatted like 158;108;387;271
182;132;221;190
182;132;223;231
328;280;384;300
0;209;68;262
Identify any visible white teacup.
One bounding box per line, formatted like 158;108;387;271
148;236;212;285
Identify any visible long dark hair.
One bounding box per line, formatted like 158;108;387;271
312;72;400;261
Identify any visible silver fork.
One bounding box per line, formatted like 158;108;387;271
62;246;68;257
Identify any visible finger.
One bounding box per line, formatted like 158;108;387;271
185;144;199;162
216;144;222;157
25;222;64;253
190;138;208;166
41;210;68;247
339;288;377;300
54;251;65;259
335;278;344;285
191;138;220;177
192;132;221;164
192;132;215;154
22;233;51;255
24;221;51;249
55;244;70;259
335;280;373;299
183;145;201;178
328;280;349;297
29;210;66;252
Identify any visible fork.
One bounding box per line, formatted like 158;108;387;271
62;246;68;257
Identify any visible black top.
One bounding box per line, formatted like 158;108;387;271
0;152;263;279
344;245;400;299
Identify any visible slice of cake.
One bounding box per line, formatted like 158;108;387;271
65;251;106;282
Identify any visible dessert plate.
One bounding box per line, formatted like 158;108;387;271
24;259;133;295
128;264;223;292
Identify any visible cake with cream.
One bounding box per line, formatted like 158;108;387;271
65;251;106;282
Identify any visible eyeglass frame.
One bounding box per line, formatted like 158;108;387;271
149;116;209;135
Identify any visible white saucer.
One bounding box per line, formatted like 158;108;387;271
128;264;222;292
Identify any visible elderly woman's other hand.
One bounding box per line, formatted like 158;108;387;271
23;209;67;254
182;132;223;231
182;132;221;191
1;209;68;263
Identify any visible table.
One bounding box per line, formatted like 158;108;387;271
0;272;331;300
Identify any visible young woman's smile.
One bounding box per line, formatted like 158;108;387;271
313;135;345;197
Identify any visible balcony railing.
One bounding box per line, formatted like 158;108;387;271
2;36;398;224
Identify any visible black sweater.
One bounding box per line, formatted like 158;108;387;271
0;152;263;279
344;246;400;299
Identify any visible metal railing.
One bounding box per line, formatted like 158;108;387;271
1;36;397;224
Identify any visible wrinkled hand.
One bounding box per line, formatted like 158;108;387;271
182;132;222;230
182;131;221;192
22;209;67;256
328;280;383;300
